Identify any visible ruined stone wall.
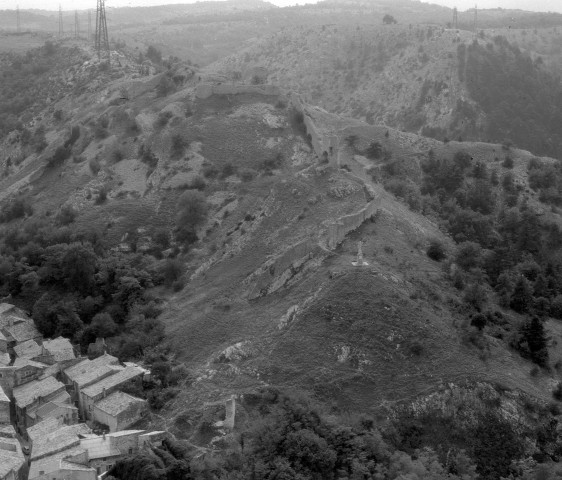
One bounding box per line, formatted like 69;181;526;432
290;93;324;160
325;198;380;250
195;83;281;99
224;395;236;430
247;239;319;299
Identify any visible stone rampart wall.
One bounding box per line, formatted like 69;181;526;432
248;239;318;298
326;198;380;250
290;93;339;166
195;83;281;99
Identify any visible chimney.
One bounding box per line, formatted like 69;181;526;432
103;432;106;440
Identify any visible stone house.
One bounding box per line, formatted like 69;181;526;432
0;361;47;397
92;391;147;432
79;365;145;423
0;435;25;480
35;401;79;426
28;428;165;479
12;376;70;434
63;354;122;417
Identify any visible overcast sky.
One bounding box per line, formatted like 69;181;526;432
6;0;562;14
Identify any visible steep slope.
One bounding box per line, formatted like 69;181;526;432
209;21;562;158
3;40;562;476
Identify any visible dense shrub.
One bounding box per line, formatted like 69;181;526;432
175;190;208;247
0;197;33;223
427;239;446;261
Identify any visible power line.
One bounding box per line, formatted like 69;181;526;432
452;6;458;30
58;4;63;37
95;0;110;64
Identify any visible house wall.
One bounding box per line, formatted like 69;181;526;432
93;401;147;433
32;469;95;480
109;432;142;455
88;454;122;476
0;398;10;423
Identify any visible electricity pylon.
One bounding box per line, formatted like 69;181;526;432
59;5;63;37
95;0;110;64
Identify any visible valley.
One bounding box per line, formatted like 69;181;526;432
2;0;562;478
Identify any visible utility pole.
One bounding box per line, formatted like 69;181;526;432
75;10;79;39
473;4;478;37
95;0;110;65
58;4;63;38
453;7;458;29
88;10;91;42
16;5;20;33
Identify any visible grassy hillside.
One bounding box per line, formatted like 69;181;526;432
3;29;562;479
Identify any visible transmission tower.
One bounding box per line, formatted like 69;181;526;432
58;5;63;37
453;7;458;29
16;5;20;33
75;10;79;38
95;0;110;64
88;10;91;42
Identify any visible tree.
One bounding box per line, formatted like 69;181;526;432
90;312;118;338
455;241;482;271
517;317;548;366
510;275;533;313
383;14;397;24
175;190;208;247
61;243;97;293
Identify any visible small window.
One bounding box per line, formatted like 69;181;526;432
39;472;44;476
128;448;133;454
96;467;101;475
108;465;113;470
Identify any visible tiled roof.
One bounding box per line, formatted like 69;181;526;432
4;320;41;343
60;459;96;472
42;337;76;362
13;376;65;408
81;365;145;399
36;401;77;420
65;353;121;387
79;436;121;459
28;445;86;478
31;423;91;461
107;429;144;438
12;357;48;369
0;451;25;479
0;436;24;478
14;339;42;359
0;424;16;438
0;303;16;315
28;417;63;442
94;390;146;417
